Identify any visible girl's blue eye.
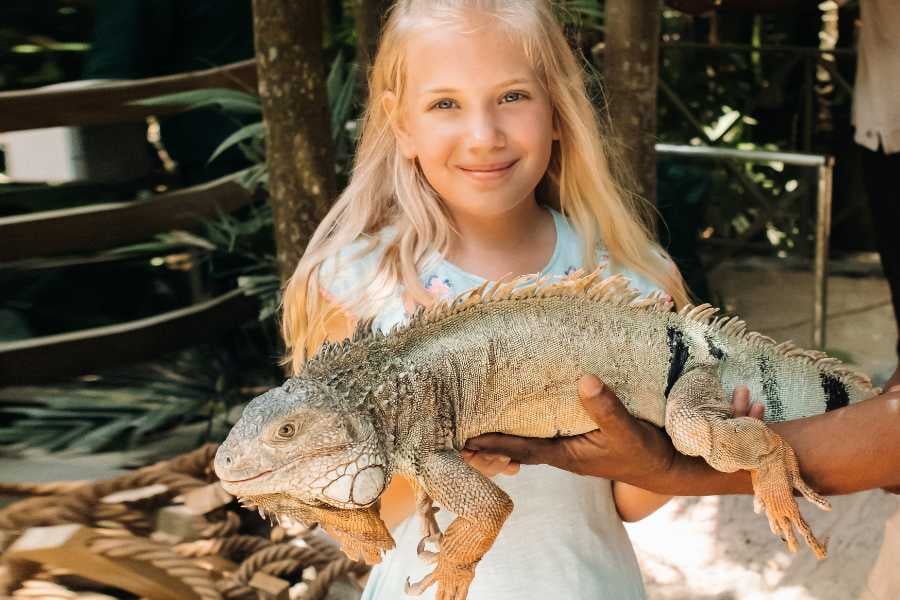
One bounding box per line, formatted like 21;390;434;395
434;99;456;110
502;91;526;103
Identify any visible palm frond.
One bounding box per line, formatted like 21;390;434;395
131;88;262;115
0;349;262;456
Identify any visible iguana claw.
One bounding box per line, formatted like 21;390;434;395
405;573;435;596
405;559;475;600
416;489;442;528
417;532;442;563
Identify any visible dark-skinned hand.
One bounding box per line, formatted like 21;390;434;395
465;374;763;488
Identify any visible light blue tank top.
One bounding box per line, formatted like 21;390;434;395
320;208;662;600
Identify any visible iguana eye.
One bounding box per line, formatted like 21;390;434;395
276;423;296;440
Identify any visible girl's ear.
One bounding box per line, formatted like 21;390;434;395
382;91;417;160
551;111;561;141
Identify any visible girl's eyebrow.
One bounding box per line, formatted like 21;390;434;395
423;77;533;95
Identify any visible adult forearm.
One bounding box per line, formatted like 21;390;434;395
645;394;900;497
640;453;751;496
770;393;900;495
467;381;900;498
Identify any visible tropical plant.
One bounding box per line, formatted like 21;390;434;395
0;347;274;455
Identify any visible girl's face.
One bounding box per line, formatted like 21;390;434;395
386;18;558;220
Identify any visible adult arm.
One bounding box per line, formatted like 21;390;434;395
467;375;900;497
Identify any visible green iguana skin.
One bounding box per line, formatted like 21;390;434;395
214;270;877;600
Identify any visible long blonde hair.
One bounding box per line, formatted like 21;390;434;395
281;0;689;374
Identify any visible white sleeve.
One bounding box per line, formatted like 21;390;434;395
317;238;381;310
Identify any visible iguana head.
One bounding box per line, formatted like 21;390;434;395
214;378;390;511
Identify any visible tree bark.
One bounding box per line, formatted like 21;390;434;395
603;0;661;206
355;0;392;96
252;0;337;283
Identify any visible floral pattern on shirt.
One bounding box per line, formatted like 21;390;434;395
425;275;453;299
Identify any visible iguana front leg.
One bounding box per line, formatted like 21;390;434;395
665;368;831;558
405;450;513;600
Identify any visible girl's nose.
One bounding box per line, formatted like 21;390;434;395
466;109;506;149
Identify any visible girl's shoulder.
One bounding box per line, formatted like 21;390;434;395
318;228;394;303
316;227;412;331
550;208;668;299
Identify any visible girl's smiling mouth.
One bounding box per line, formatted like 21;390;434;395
457;159;518;181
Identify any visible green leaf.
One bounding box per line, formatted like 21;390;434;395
34;422;94;452
104;240;191;256
237;164;268;191
209;122;265;164
326;52;346;107
0;407;132;419
331;64;359;144
64;418;138;454
129;399;197;446
131;88;262;115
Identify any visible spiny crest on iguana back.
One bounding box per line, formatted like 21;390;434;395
304;267;876;394
303;269;669;372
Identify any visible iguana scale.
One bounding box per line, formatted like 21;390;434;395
214;270;877;600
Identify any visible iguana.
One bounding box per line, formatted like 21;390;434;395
214;269;877;600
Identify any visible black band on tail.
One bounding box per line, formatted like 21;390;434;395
820;372;850;411
665;326;690;397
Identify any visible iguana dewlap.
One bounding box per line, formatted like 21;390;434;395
214;270;877;600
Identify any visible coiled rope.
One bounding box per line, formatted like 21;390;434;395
0;444;370;599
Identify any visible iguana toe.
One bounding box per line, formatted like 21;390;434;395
416;532;442;563
405;572;435;596
415;488;444;539
751;442;829;559
405;560;475;600
793;475;832;512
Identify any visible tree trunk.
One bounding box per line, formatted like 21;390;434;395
253;0;337;283
603;0;661;206
355;0;392;96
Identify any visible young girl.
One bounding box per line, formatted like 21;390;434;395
281;1;690;598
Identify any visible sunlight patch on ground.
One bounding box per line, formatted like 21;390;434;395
627;497;820;600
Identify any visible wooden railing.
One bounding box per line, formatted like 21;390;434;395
0;60;262;384
0;290;258;386
0;59;257;132
0;172;253;261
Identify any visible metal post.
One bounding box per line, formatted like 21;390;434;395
813;157;834;349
